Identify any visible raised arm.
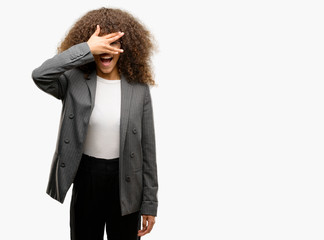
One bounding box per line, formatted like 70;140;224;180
31;25;124;100
31;42;94;100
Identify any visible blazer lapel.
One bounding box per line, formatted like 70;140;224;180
120;74;134;154
85;70;133;155
85;70;97;113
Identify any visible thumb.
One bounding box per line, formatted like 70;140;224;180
93;25;100;36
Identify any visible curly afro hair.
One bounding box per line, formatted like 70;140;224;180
57;7;158;85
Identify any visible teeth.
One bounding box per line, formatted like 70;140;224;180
102;57;113;59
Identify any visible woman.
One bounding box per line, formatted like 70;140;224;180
31;7;158;240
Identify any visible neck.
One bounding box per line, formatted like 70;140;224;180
96;68;121;80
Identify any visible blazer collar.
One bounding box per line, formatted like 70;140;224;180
84;70;134;155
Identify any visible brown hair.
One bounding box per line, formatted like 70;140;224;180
57;7;158;85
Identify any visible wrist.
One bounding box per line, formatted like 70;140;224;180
86;41;94;54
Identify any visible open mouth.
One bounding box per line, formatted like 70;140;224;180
100;56;113;66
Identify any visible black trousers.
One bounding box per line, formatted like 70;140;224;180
70;153;141;240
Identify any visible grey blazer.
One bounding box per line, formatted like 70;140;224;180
31;42;158;217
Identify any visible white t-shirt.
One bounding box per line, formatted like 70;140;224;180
83;75;121;159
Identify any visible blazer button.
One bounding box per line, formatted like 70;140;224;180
125;176;131;182
130;152;135;158
64;138;70;144
60;162;65;167
132;128;137;134
69;113;74;119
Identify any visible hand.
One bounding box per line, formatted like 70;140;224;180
138;214;156;237
87;25;124;55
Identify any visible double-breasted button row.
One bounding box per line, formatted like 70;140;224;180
127;152;135;181
65;113;73;145
132;128;137;134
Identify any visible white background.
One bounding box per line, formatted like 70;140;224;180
0;0;324;239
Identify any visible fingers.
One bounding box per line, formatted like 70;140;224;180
99;46;122;55
104;35;124;54
89;28;124;55
138;221;153;236
93;25;123;39
105;45;124;54
137;215;147;236
104;31;124;40
103;32;124;54
138;215;155;237
142;215;147;230
94;25;100;36
146;220;154;233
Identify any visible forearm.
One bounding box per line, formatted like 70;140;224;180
31;42;94;99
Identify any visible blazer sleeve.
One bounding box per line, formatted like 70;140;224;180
140;84;159;216
31;42;94;100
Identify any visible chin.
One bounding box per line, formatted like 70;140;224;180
100;68;113;73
